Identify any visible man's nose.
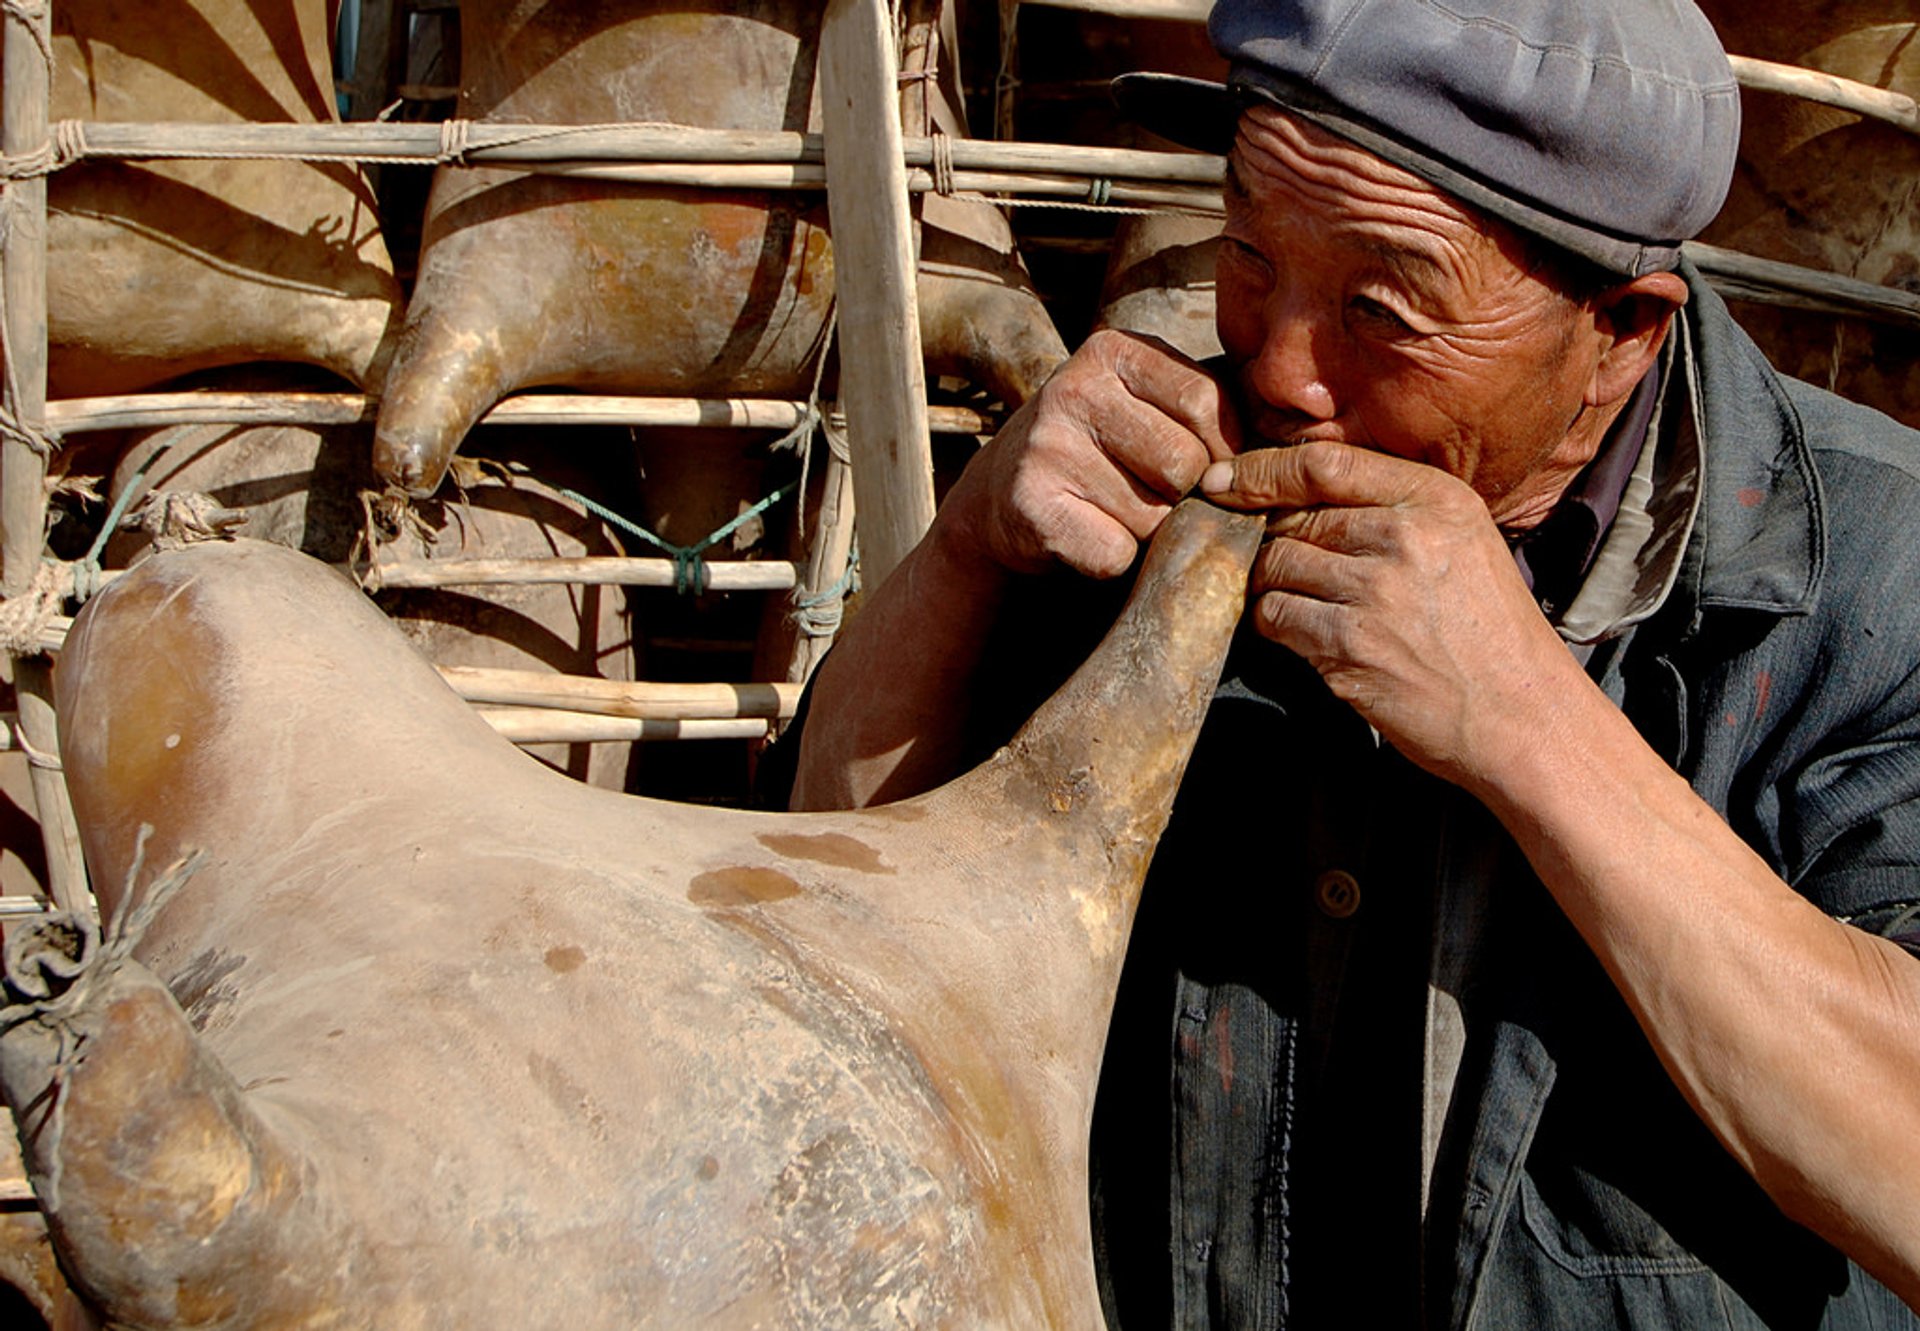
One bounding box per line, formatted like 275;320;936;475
1244;290;1338;425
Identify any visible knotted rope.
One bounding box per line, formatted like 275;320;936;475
0;474;242;658
537;410;817;596
791;534;860;639
0;825;205;1212
0;558;71;658
929;127;956;196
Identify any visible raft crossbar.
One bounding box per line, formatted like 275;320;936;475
59;121;1223;179
37;123;1920;326
11;655;790;739
45;393;1000;437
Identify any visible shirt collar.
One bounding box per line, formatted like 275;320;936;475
1509;364;1661;617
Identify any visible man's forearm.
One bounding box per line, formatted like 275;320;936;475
789;512;1012;811
1471;676;1920;1308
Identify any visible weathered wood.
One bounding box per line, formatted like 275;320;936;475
819;0;936;590
1688;241;1920;330
1;0;50;599
64;120;1224;179
47;393;998;437
786;422;859;690
373;556;802;592
545;160;1222;210
474;710;770;744
3;0;88;915
442;667;800;721
55;62;1920;159
1729;53;1920;136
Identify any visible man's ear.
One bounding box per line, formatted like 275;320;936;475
1585;271;1689;408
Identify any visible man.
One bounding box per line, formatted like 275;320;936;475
782;0;1920;1324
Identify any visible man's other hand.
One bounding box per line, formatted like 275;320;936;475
943;329;1242;579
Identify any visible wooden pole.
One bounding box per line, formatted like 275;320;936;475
439;666;801;721
540;160;1223;210
3;0;87;916
476;711;769;744
372;556;802;592
811;0;934;589
63;121;1229;181
1728;54;1919;136
46;392;1000;437
0;0;48;599
1687;242;1920;327
785;421;858;690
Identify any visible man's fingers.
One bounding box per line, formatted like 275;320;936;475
967;331;1242;577
1251;534;1363;604
1039;496;1156;579
1081;389;1221;500
1248;588;1346;664
1094;328;1243;464
1200;439;1443;511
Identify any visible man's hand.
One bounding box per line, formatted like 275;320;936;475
1201;440;1584;789
945;328;1241;579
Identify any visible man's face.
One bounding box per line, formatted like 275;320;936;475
1216;107;1608;529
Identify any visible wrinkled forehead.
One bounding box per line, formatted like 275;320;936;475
1226;105;1527;269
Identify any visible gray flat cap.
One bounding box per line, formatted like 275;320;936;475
1114;0;1741;276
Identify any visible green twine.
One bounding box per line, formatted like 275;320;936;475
524;409;816;595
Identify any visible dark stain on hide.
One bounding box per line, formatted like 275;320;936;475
697;1154;721;1182
756;831;895;875
1049;766;1094;814
689;866;803;907
544;945;587;974
527;1052;609;1143
171;948;247;1032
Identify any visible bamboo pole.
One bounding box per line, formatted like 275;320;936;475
375;557;802;592
439;666;800;720
2;0;87;916
819;0;936;590
786;420;859;690
545;160;1222;210
0;0;49;599
13;558;793;599
476;710;769;744
45;60;1920;162
1687;242;1920;327
46;392;999;437
1728;54;1920;136
60;120;1226;181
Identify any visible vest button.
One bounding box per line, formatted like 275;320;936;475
1314;869;1361;919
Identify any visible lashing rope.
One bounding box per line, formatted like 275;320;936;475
524;408;819;597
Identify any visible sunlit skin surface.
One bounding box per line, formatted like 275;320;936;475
1217;105;1613;532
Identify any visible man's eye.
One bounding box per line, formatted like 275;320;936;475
1222;238;1273;280
1349;295;1416;336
